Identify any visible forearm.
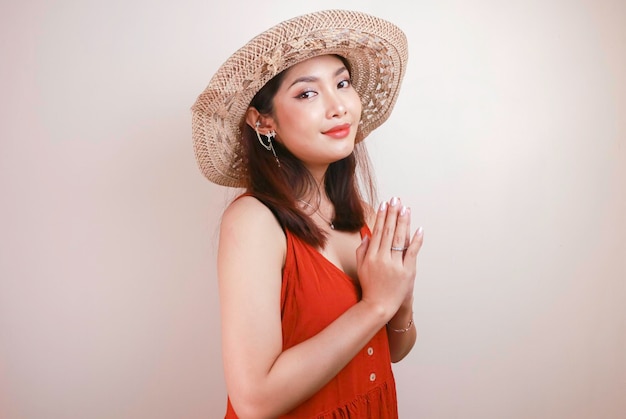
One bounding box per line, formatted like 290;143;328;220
386;300;417;362
229;299;389;418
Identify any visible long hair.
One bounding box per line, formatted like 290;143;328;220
240;56;377;248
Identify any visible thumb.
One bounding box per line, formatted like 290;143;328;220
356;235;370;265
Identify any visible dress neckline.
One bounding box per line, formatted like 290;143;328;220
288;225;370;288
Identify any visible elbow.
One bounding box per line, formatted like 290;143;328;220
390;353;405;363
390;347;411;363
228;390;274;419
230;406;266;419
229;401;266;419
389;331;418;363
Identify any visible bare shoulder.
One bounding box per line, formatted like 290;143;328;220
219;195;286;264
221;195;284;234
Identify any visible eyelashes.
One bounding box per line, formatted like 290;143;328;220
294;79;352;100
297;90;316;99
337;79;351;89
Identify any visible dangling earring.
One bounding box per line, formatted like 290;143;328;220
255;121;281;167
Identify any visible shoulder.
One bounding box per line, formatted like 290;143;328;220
222;195;282;229
221;195;285;237
219;195;286;262
222;194;276;222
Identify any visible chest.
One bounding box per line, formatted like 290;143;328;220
317;229;362;284
281;230;365;345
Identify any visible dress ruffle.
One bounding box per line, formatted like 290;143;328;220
316;380;398;419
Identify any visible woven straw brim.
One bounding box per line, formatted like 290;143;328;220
192;9;408;187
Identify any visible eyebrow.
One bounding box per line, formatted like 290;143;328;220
288;66;349;88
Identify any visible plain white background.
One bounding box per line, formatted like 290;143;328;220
1;0;624;418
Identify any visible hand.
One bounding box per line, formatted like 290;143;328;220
356;197;424;319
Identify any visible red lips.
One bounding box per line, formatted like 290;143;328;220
322;123;351;139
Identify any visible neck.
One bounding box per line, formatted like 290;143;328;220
297;175;335;230
299;166;330;203
298;197;335;230
300;179;330;208
304;162;329;188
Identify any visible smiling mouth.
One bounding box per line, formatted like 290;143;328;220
323;123;352;138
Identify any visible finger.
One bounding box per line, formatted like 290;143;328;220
379;197;401;254
403;209;412;249
404;226;424;265
368;200;388;252
356;235;370;265
391;205;411;259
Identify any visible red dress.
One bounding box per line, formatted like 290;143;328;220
225;226;398;418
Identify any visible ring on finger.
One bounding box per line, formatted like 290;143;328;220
391;246;407;252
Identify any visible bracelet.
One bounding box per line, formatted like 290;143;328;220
388;314;414;333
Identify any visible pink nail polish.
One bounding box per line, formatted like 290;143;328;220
400;206;407;216
380;201;387;211
390;197;399;206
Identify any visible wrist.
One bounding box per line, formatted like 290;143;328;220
358;298;392;325
387;314;414;333
386;302;414;332
400;295;414;311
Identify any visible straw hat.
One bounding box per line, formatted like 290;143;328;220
192;9;408;187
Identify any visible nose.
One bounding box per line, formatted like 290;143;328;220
325;90;347;119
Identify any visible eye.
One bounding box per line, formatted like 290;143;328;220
338;79;351;89
297;90;317;99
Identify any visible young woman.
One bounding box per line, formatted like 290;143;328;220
192;10;424;418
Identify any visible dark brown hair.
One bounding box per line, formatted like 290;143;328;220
240;56;377;248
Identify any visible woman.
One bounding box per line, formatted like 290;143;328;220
192;10;424;418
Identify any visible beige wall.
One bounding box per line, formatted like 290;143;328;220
1;0;624;418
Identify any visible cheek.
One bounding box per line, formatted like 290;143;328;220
280;107;317;132
348;93;363;117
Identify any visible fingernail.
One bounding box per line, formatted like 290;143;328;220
390;197;399;206
400;205;408;216
417;226;424;236
380;201;387;211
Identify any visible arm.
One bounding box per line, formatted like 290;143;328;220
218;196;421;418
387;297;418;362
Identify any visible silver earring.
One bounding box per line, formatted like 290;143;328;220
255;122;280;167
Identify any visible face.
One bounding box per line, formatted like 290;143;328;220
266;55;362;175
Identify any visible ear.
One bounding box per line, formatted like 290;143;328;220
244;107;276;132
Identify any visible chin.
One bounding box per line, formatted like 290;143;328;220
331;146;355;162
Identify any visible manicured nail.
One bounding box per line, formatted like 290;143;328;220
417;226;423;236
380;201;388;211
400;205;408;216
390;197;399;206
